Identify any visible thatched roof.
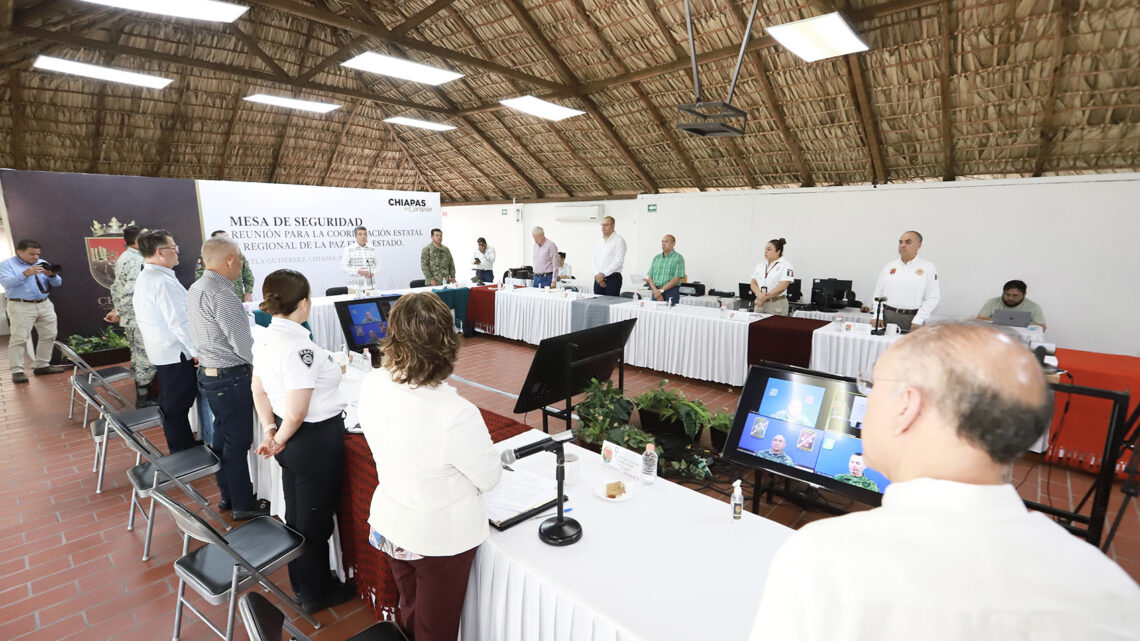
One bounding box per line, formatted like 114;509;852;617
0;0;1137;204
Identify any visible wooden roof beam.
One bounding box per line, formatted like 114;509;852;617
244;0;567;92
1;0;14;29
227;22;290;80
11;25;455;114
939;0;955;180
390;0;457;37
267;109;295;183
217;83;246;179
89;25;126;175
8;70;25;169
321;101;360;184
13;0;72;26
1032;0;1075;177
845;53;887;184
151;83;187;176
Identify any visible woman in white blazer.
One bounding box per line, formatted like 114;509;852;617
357;292;502;641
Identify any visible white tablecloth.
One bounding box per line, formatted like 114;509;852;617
808;324;903;378
679;295;741;310
494;287;585;345
461;432;793;641
607;302;765;387
793;307;872;324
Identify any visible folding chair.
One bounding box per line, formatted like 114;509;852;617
239;592;407;641
102;410;226;561
149;487;319;641
55;340;132;421
72;375;164;494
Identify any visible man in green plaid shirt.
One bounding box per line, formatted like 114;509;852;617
644;234;685;304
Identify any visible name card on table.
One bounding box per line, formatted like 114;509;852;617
841;322;874;335
601;440;643;478
722;310;755;322
637;299;668;310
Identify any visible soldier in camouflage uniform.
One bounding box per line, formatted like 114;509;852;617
757;434;795;466
104;225;157;407
834;453;880;491
420;228;456;286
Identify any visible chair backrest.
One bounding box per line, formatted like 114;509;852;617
239;592;313;641
100;408;154;458
325;286;349;296
73;375;129;412
150;486;230;546
409;279;426;288
60;341;130;407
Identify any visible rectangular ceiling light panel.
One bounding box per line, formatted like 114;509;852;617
342;52;463;85
384;117;457;132
766;12;869;63
244;93;341;114
33;55;174;89
79;0;250;23
499;96;585;121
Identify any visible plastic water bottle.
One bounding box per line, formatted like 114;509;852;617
640;443;658;485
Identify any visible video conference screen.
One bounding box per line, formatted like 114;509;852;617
724;364;890;504
334;296;397;352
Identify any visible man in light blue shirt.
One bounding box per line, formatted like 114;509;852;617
132;229;199;452
0;239;67;383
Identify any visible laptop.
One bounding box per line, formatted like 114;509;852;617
992;309;1032;328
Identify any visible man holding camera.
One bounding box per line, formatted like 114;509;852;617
0;239;68;383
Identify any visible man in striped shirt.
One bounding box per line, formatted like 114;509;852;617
187;236;267;520
644;234;686;304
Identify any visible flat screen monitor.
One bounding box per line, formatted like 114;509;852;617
333;295;399;353
786;278;802;302
723;362;890;505
514;319;637;414
811;278;853;311
738;282;756;302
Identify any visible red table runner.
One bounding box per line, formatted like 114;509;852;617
466;285;498;334
338;408;532;619
748;315;830;369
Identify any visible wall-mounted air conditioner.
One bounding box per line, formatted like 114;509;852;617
554;204;603;223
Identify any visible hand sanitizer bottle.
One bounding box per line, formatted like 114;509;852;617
731;479;743;520
640;443;658;484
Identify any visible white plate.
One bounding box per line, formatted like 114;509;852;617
594;481;633;502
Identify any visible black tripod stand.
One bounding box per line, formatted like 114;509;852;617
1099;402;1140;552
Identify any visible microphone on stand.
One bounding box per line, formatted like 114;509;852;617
500;431;581;546
501;430;575;465
871;296;887;336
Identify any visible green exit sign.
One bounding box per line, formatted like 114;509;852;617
647;203;657;213
501;208;508;215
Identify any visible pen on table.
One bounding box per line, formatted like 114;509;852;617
528;507;572;522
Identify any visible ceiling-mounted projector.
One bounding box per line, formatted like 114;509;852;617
674;0;758;137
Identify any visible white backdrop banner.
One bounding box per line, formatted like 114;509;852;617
197;180;440;297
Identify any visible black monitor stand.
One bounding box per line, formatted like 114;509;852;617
540;345;626;434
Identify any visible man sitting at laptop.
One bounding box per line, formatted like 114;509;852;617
977;279;1046;330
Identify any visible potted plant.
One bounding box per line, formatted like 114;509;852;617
709;410;734;453
65;326;130;367
633;380;712;445
574;378;655;454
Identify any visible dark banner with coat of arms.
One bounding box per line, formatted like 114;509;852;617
0;170;203;344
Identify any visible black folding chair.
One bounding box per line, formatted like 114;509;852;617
72;375;163;494
149;487;318;641
55;340;132;421
239;592;406;641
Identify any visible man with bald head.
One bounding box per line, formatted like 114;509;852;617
645;234;685;304
750;324;1140;640
593;216;627;296
187;236;267;520
862;230;940;330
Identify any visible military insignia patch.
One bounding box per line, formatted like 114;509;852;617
889;268;897;275
915;268;925;276
299;349;314;367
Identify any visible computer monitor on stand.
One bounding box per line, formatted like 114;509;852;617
811;278;853;313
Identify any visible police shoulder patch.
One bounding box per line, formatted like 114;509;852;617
299;349;314;367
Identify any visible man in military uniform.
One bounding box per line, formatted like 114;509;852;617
194;230;255;302
421;228;456;286
834;453;880;491
758;434;795;466
103;225;157;407
771;399;815;427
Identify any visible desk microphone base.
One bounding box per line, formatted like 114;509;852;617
539;517;582;546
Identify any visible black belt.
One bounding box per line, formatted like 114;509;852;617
884;305;918;316
200;363;252;377
534;272;553;277
7;297;48;303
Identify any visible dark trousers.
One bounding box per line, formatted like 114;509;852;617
477;269;494;283
196;368;256;511
386;546;478;641
532;273;552;288
660;287;680;304
594;272;623;296
154;356;199;453
274;414;344;603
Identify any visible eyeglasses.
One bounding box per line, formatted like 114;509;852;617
159;245;180;253
856;372;901;395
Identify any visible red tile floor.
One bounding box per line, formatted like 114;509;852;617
2;334;1138;640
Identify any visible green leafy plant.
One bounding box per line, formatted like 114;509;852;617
709;410;734;433
575;378;634;443
67;327;129;354
664;454;713;479
634;380;713;441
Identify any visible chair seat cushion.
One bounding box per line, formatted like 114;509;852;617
95;366;132;381
175;518;304;598
348;622;410;641
127;447;219;490
116;406;164;429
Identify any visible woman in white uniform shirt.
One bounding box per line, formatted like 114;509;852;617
358;292;502;641
750;237;795;315
251;269;356;614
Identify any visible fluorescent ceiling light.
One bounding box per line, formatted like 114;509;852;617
384;116;457;132
342;52;463;85
79;0;249;23
244;93;341;114
766;12;869;63
499;96;585;121
32;55;173;89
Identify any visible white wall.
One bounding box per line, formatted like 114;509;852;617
442;174;1140;357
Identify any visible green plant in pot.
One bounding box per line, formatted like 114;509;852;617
633;380;712;446
574;378;655;457
63;326;130;367
709;410;734;453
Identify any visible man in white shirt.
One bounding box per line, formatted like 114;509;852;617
472;237;496;284
341;225;378;293
862;230;939;331
592;216;626;296
132;229;199;453
751;324;1140;641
